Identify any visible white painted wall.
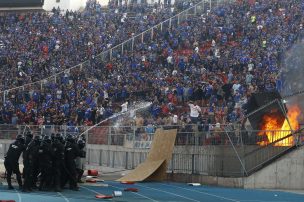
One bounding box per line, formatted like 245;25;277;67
97;0;175;6
43;0;86;11
97;0;109;6
43;0;175;11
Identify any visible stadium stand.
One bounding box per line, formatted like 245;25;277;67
0;0;303;130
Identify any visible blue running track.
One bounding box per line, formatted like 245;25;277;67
1;181;304;202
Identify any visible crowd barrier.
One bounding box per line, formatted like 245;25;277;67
0;122;303;177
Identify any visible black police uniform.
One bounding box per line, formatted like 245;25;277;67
52;134;65;192
22;132;33;180
63;136;82;191
38;136;54;191
23;136;41;192
4;135;25;189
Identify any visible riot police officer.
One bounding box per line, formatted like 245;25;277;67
22;132;33;180
4;135;25;190
22;135;41;192
63;135;82;191
52;134;65;192
38;135;54;191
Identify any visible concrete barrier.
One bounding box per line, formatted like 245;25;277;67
244;146;304;190
1;139;304;190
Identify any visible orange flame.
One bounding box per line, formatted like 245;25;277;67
257;105;300;146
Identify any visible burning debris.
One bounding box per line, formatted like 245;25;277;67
257;105;300;146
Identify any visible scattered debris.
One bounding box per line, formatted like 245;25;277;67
113;191;122;197
95;194;113;199
187;183;201;186
124;188;138;192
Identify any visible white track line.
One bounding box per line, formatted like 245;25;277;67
110;184;159;202
57;192;70;202
80;185;102;195
81;184;158;202
161;184;240;202
136;184;200;202
15;189;22;202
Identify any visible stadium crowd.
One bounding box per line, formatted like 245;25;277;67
4;0;304;193
0;0;304;129
0;0;176;89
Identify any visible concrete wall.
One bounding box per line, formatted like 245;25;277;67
0;140;11;160
2;138;304;190
0;140;243;177
244;146;304;190
85;144;249;177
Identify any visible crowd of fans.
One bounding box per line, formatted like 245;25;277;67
0;0;304;130
0;0;177;89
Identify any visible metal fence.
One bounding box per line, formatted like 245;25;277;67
0;124;88;139
85;127;303;177
0;123;299;148
0;0;236;103
0;122;303;177
0;123;233;144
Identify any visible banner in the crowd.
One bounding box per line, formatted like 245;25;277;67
133;140;152;149
124;140;152;149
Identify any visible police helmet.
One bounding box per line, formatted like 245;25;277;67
26;132;33;139
77;139;86;149
16;134;25;144
66;134;75;143
55;133;63;140
34;135;42;142
43;135;52;144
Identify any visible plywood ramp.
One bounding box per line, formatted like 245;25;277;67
117;129;177;182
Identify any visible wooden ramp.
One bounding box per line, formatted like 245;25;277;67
117;129;177;182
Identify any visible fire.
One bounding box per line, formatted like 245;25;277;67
257;105;300;146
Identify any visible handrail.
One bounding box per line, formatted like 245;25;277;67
243;127;304;158
0;123;235;128
0;0;220;95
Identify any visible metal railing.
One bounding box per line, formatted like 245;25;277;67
0;0;236;102
0;123;233;143
0;124;88;139
0;123;303;177
241;129;304;175
0;123;299;148
84;127;304;177
225;127;304;176
85;125;303;177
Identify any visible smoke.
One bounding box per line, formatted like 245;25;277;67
111;101;152;128
80;101;152;136
281;39;304;125
281;39;304;96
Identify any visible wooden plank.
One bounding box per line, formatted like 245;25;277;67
117;129;177;182
118;159;165;182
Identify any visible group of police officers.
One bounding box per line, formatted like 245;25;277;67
4;132;86;192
